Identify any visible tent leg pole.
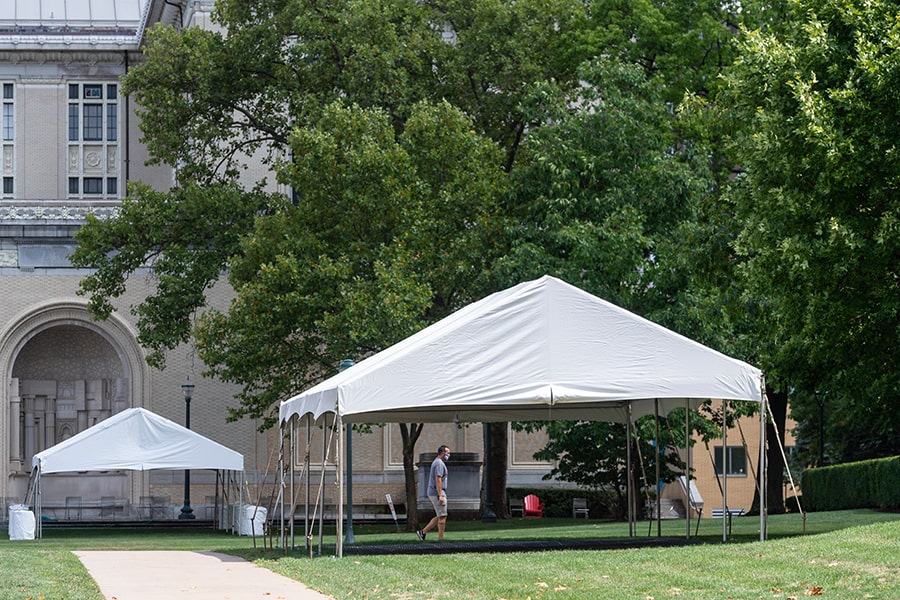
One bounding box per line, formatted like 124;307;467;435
626;403;633;537
318;419;325;556
279;423;285;551
36;471;41;539
655;399;660;538
306;417;311;554
760;378;768;541
288;423;294;550
336;414;343;558
722;399;728;542
685;399;690;539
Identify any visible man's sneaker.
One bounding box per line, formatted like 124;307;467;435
416;529;426;541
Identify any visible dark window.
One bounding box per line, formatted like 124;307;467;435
3;177;12;194
69;84;79;100
106;103;117;141
68;177;80;194
107;84;117;99
68;104;79;141
3;83;12;99
106;177;118;195
83;177;103;194
83;104;102;140
83;84;102;99
714;446;748;476
3;103;12;141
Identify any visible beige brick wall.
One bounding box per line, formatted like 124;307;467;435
661;399;797;516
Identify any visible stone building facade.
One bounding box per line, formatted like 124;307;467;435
1;0;555;523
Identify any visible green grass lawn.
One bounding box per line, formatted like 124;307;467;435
1;510;898;600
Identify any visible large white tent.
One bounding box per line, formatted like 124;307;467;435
30;407;244;536
281;276;763;423
279;275;768;555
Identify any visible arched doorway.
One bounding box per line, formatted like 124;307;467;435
1;301;149;517
13;325;131;468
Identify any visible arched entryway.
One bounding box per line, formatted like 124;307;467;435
1;300;149;516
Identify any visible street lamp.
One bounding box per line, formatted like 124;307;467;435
339;359;356;544
178;376;196;520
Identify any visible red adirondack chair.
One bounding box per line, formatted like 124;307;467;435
523;494;544;518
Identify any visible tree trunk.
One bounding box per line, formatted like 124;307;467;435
751;386;787;515
400;423;424;532
481;422;510;518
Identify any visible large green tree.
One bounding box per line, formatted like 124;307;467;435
75;0;591;367
71;0;593;526
724;0;900;462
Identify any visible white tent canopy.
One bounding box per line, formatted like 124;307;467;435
30;407;244;538
279;276;767;555
280;275;763;425
32;407;244;474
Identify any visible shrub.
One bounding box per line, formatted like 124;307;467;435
801;455;900;511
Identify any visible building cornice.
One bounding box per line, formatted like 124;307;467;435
0;201;119;224
0;48;140;63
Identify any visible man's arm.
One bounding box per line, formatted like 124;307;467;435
435;474;445;503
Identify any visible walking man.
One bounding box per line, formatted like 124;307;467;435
417;445;450;541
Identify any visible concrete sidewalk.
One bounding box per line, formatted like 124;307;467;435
75;550;333;600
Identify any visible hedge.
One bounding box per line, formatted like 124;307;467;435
800;455;900;511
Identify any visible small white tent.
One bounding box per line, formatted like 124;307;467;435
280;276;768;555
31;407;244;535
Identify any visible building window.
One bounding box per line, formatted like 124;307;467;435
83;84;102;99
83;177;103;194
714;446;748;476
2;83;13;141
68;84;118;143
83;105;103;141
107;104;118;141
68;105;79;141
67;81;120;199
1;81;13;198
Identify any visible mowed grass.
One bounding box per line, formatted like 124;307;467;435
1;509;898;600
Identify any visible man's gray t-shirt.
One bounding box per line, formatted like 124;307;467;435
426;456;448;497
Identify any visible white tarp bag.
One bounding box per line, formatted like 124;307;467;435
238;504;267;536
8;504;35;540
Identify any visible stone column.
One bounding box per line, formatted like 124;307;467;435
114;377;129;413
8;378;22;471
23;396;34;467
44;398;56;449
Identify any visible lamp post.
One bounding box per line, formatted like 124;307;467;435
339;359;356;544
178;377;196;520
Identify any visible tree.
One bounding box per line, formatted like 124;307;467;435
498;55;713;329
723;0;900;463
72;1;594;525
195;100;508;527
77;0;591;366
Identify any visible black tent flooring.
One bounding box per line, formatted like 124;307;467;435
341;536;699;555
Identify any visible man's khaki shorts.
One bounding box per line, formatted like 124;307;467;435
428;494;448;517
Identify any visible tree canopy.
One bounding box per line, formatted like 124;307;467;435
724;0;900;460
68;0;900;482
